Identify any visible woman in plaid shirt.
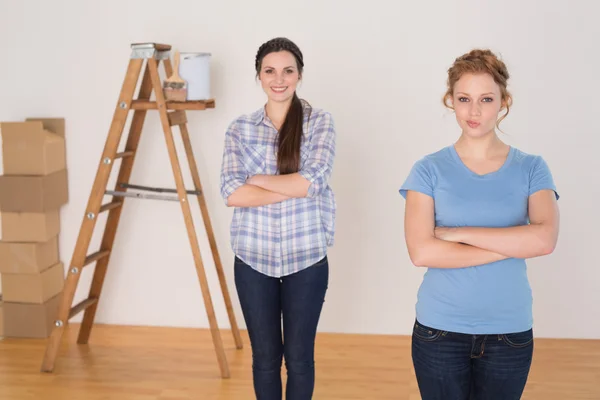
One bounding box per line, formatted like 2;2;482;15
220;37;336;400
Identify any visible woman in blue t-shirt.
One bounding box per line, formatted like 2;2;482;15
399;49;560;400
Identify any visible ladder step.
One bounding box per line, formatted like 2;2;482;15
69;298;98;319
99;201;123;213
120;183;201;195
115;151;134;159
84;250;111;267
131;42;171;51
168;110;187;126
131;99;215;110
106;190;179;202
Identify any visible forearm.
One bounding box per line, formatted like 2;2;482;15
411;238;508;269
227;184;290;207
248;173;310;198
454;224;556;259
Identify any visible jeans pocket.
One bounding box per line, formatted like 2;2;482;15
502;329;534;348
413;321;445;342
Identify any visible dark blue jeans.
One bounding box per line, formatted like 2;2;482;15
234;256;329;400
412;320;534;400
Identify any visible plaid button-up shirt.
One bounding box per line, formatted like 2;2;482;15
220;102;336;277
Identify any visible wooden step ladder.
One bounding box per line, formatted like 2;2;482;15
40;42;243;378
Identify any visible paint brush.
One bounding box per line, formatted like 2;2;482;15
163;49;187;102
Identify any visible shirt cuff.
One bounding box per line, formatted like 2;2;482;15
222;179;245;205
299;170;317;197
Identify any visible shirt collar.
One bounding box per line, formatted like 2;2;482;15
251;105;267;126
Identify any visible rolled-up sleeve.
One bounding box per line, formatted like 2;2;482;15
299;111;336;197
220;121;247;205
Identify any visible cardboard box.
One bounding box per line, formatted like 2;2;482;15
23;117;66;167
1;261;64;304
0;236;59;274
0;169;68;212
0;120;66;175
0;210;60;242
25;118;65;140
0;296;4;337
2;293;61;338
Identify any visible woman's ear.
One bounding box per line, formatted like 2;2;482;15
444;94;454;110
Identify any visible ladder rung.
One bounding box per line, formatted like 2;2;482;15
131;99;215;110
106;190;179;202
119;183;201;196
84;250;110;267
69;298;98;319
99;201;123;213
168;110;187;126
115;151;134;159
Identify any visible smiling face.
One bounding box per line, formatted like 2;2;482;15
450;72;506;138
258;50;301;104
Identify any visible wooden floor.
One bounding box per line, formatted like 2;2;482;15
0;324;599;399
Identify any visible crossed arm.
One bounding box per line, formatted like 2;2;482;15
226;184;292;208
404;189;560;269
225;173;310;207
220;113;336;207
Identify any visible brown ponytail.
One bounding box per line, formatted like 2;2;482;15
277;92;304;174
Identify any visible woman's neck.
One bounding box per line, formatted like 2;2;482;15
265;98;292;130
454;131;508;160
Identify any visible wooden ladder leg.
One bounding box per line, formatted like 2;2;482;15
179;124;244;350
162;58;243;351
77;62;155;344
147;58;231;378
41;57;145;373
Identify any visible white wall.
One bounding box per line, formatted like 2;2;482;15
0;0;598;339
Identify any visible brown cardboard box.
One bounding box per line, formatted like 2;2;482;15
24;118;67;169
0;169;68;212
0;210;60;242
1;261;64;304
0;236;59;274
25;118;65;140
0;296;4;337
2;293;61;338
0;121;66;175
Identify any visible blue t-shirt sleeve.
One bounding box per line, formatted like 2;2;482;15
399;158;434;199
529;156;559;200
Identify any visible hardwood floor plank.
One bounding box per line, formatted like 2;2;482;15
0;324;598;399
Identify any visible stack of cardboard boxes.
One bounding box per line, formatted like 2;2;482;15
0;118;68;338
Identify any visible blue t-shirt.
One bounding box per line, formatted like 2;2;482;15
399;145;559;334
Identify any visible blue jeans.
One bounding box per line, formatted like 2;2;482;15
412;320;534;400
234;256;329;400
